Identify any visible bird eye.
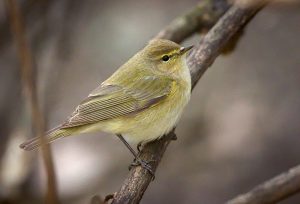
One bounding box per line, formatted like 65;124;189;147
162;55;170;62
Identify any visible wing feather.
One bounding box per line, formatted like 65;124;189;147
60;76;173;128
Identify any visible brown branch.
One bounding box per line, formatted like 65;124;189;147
226;164;300;204
155;0;230;42
5;0;60;203
111;1;264;204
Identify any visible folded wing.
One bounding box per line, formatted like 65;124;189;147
60;76;173;128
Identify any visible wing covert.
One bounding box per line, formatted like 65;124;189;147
60;76;173;128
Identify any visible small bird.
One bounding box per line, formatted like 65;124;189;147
20;39;193;173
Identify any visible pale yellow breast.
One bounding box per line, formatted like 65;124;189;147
130;85;190;141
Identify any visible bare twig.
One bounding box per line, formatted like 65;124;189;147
5;0;59;203
226;164;300;204
111;1;264;204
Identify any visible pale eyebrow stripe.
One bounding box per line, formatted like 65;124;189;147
169;50;180;57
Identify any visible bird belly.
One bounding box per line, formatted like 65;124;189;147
122;103;185;144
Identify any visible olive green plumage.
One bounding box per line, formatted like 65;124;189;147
20;39;192;151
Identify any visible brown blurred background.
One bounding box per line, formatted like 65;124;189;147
1;0;300;203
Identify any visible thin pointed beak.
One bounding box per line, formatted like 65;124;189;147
180;45;194;55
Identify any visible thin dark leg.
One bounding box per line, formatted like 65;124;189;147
116;134;138;158
116;134;155;177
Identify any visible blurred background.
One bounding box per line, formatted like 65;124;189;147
1;0;300;203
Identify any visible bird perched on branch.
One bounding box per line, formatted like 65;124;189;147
20;39;193;174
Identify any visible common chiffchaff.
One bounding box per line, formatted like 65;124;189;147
20;39;193;170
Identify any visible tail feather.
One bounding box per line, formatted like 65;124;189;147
20;126;72;151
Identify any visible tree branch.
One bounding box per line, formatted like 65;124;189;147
111;1;265;204
154;0;230;42
226;164;300;204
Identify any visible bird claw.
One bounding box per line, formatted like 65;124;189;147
128;158;156;180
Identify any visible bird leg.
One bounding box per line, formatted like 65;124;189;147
116;134;155;177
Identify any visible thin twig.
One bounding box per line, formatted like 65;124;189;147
111;1;264;204
226;164;300;204
5;0;59;203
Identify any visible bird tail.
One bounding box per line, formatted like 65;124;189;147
19;126;73;151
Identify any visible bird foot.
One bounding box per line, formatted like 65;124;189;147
129;157;156;180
